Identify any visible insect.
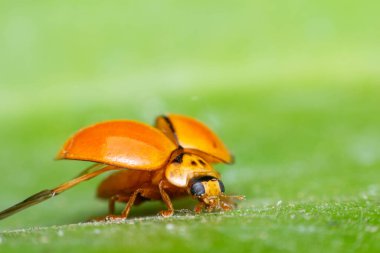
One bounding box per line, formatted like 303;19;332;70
0;114;243;220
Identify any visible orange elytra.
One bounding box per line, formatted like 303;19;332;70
0;114;244;221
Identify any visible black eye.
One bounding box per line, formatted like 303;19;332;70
218;180;225;193
190;182;205;197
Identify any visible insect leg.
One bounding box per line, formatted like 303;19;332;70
120;189;143;218
108;195;120;214
107;195;130;215
92;190;142;221
194;202;205;213
158;181;174;217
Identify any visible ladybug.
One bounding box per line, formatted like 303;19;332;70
0;114;243;220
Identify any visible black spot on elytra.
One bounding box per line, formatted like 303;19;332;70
191;161;197;166
161;116;179;144
198;159;206;166
172;153;184;163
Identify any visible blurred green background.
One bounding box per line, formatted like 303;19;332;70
0;1;380;252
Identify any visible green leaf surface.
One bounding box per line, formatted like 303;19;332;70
1;0;380;252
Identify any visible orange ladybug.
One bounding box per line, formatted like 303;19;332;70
0;114;243;220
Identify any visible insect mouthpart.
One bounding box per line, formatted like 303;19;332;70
189;176;244;214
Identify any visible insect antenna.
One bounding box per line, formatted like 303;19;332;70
0;165;121;220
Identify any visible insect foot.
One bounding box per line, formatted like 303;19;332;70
159;210;174;217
